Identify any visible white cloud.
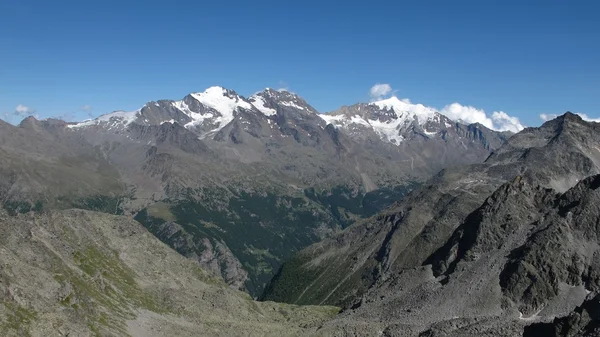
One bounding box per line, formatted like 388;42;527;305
540;112;600;123
539;113;558;122
440;103;493;129
366;85;523;132
14;104;35;116
491;111;524;133
578;113;600;122
369;83;393;101
80;104;92;112
440;102;524;133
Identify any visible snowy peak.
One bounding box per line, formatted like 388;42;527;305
171;86;258;138
320;95;521;146
67;86;258;138
320;98;448;145
189;86;253;116
370;96;437;123
251;88;318;114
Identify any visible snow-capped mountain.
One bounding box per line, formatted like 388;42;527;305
320;96;474;145
65;85;510;177
4;85;513;298
68;86;325;139
67;86;509;152
69;86;260;139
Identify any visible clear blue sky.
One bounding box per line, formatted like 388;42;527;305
1;0;598;126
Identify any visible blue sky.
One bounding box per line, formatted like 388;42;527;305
1;0;599;127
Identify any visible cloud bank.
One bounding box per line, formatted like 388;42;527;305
439;103;524;133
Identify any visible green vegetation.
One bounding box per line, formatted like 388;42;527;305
2;194;125;216
2;200;43;216
48;245;167;335
134;183;417;297
305;183;419;228
260;250;375;307
67;195;125;215
0;302;37;337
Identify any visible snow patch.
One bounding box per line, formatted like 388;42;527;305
171;100;214;129
249;95;277;116
280;101;306;110
67;110;140;128
371;96;436;125
350;115;370;127
518;308;544;321
368;117;405;144
172;87;254;136
319;114;345;126
319;112;406;144
189;86;252;127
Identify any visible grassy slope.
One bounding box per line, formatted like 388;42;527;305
0;209;339;337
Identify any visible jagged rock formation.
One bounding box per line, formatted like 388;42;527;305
263;113;600;336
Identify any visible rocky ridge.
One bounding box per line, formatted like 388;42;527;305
263;112;600;335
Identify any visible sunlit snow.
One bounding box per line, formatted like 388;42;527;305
249;95;277;116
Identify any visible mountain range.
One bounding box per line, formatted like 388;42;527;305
0;87;509;297
1;84;599;336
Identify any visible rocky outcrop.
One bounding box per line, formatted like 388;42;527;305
524;294;600;337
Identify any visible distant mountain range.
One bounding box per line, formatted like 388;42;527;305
1;86;510;296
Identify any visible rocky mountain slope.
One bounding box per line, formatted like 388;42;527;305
0;117;125;215
524;293;600;336
0;86;509;297
262;112;600;335
0;208;339;336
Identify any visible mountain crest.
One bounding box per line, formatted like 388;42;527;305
251;88;318;114
369;96;437;123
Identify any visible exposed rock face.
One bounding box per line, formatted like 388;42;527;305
499;175;600;316
262;113;600;336
309;174;600;336
524;294;600;337
263;112;600;308
131;219;248;290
